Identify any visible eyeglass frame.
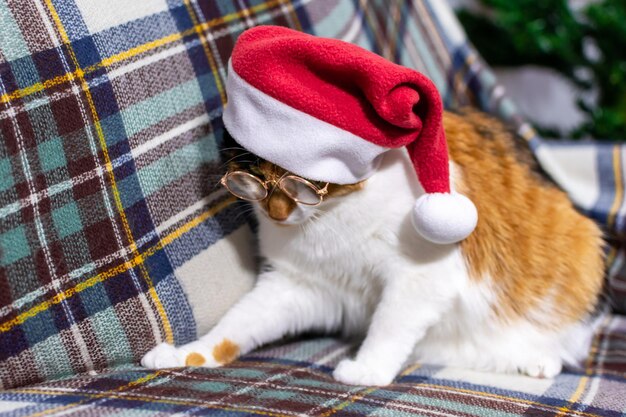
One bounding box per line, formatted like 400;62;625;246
220;170;330;206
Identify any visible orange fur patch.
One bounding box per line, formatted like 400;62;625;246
212;339;240;365
445;109;605;328
185;352;206;366
266;190;297;221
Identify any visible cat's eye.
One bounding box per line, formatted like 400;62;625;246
221;171;268;201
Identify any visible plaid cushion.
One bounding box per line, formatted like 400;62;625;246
0;314;624;416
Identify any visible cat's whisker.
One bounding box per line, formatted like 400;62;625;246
206;173;227;190
233;211;254;225
218;155;257;170
219;146;249;152
219;148;252;157
306;208;323;224
231;203;256;224
300;220;313;235
221;157;257;165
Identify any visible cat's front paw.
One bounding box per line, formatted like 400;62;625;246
333;359;395;386
141;343;220;369
141;339;241;370
518;357;562;379
141;343;187;369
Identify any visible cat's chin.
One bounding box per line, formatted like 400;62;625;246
265;216;310;227
260;211;317;227
253;201;324;226
268;219;297;227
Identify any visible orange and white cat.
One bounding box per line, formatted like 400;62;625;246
142;110;605;386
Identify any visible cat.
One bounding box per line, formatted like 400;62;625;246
142;109;605;386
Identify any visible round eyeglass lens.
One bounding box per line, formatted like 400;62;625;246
280;177;321;205
224;173;267;201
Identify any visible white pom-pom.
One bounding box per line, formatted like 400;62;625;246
412;193;477;244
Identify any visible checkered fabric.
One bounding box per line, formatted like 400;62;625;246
0;0;317;389
0;315;624;416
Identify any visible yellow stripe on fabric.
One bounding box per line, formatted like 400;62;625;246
100;32;184;69
554;316;609;417
0;0;285;105
0;197;236;333
555;377;589;417
0;72;77;105
182;0;226;105
23;371;163;417
607;145;623;229
0;31;185;105
319;387;378;417
196;0;283;28
43;0;174;344
421;383;603;417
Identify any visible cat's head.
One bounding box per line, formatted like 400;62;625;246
220;139;365;225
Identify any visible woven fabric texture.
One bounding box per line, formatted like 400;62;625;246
0;315;625;416
0;0;310;389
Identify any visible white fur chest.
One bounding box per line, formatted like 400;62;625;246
255;149;469;288
256;205;389;292
252;150;426;335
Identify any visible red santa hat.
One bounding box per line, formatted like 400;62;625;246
223;26;477;244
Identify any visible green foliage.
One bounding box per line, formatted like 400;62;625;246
457;0;626;139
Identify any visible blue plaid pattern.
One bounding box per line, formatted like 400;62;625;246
0;0;313;389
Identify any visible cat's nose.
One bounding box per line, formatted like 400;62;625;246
267;191;296;221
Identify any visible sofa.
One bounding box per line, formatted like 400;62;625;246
0;1;625;415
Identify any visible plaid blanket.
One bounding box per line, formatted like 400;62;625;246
1;0;625;396
0;314;625;416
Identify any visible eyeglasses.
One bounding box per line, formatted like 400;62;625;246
220;170;329;206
